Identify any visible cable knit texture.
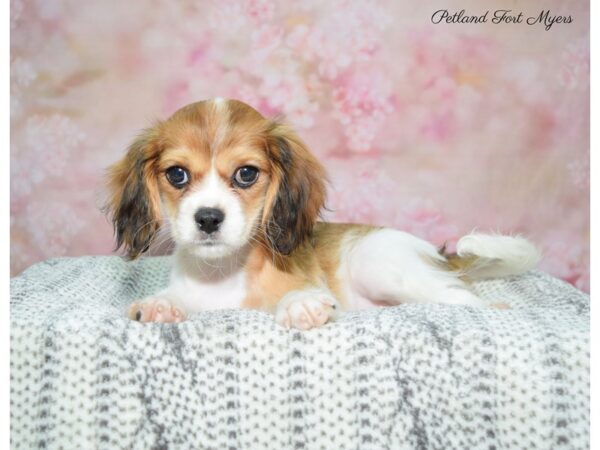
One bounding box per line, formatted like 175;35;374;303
11;256;589;449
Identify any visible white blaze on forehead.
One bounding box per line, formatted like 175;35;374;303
210;97;229;155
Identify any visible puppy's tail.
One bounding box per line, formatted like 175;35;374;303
444;233;541;280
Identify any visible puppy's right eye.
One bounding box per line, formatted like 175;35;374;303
165;166;189;188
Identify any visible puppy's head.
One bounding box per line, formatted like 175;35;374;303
105;99;326;259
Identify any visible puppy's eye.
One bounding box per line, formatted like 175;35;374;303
165;166;189;188
233;166;259;188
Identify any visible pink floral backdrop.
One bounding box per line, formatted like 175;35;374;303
10;0;590;291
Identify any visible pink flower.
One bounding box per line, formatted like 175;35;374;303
286;24;309;50
19;201;84;259
332;71;394;151
300;0;391;79
323;156;398;225
392;200;459;246
250;24;284;60
244;0;275;23
209;2;248;31
12;114;86;199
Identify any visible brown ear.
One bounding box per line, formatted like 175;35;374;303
262;124;327;255
105;128;162;259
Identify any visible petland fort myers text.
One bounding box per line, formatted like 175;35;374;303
431;10;572;31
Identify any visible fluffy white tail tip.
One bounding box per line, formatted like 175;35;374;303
456;233;541;280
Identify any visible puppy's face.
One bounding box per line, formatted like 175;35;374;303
106;99;326;260
156;101;272;259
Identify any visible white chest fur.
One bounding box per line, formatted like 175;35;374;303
166;248;248;313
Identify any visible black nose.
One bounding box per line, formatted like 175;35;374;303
194;208;225;234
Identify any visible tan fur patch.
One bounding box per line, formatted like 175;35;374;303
311;223;375;301
242;223;376;310
434;247;480;283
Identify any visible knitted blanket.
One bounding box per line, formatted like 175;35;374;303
11;256;589;450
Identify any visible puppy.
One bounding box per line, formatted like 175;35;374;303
106;98;540;329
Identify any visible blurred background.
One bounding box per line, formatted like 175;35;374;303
10;0;589;291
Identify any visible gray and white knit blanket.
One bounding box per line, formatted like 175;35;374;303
11;256;589;449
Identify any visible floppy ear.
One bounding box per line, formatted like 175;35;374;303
262;124;327;255
105;128;162;259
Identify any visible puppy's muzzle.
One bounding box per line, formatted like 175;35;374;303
194;208;225;234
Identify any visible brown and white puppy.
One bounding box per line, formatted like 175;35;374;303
106;98;539;329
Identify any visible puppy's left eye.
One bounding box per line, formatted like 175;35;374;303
233;166;259;188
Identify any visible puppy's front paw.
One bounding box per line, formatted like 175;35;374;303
128;297;187;323
275;289;338;330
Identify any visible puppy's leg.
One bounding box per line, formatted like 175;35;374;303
274;288;339;330
344;228;491;308
128;290;187;323
245;240;342;330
